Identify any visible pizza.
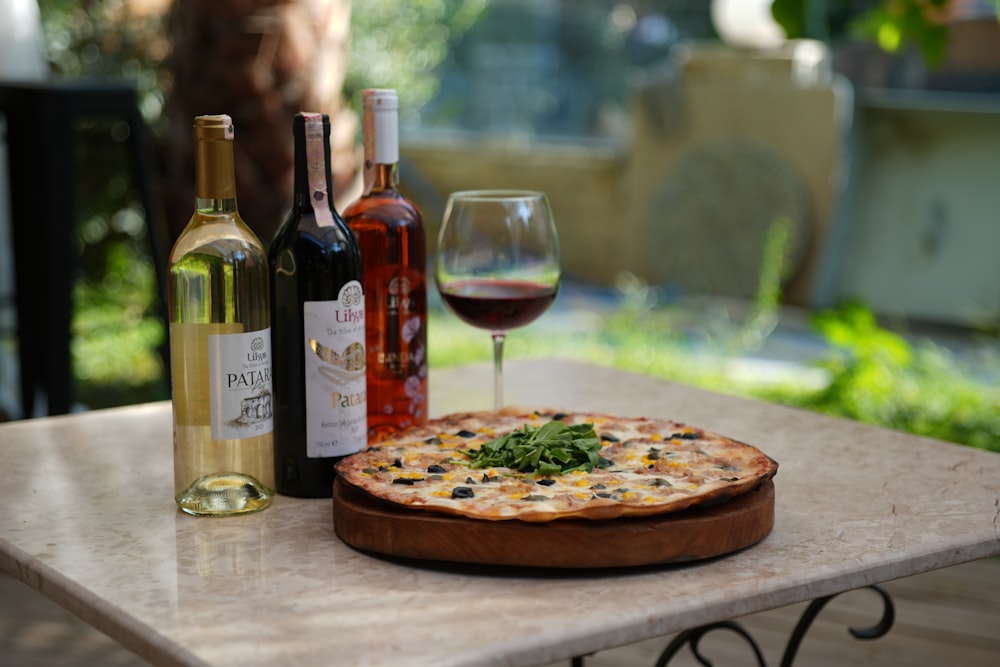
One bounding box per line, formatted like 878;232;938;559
334;407;778;522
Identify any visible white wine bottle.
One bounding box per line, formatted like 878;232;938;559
168;114;275;516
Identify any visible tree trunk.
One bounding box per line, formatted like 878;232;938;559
159;0;356;247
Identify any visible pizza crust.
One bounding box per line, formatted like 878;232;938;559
335;407;778;522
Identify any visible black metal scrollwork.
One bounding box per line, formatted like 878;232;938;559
650;585;895;667
779;584;895;665
655;620;768;667
571;585;895;667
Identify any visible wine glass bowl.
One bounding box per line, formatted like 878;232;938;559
435;190;561;409
438;279;558;332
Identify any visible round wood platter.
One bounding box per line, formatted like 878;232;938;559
332;479;775;569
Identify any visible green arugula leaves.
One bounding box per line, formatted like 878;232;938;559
465;421;609;476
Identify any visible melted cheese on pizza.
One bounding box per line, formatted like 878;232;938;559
335;408;778;522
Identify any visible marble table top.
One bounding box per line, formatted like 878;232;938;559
1;359;998;667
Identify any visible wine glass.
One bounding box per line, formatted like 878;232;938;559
435;190;561;410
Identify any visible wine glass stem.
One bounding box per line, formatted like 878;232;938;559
491;332;506;411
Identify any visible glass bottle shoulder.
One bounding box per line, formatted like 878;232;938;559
343;190;424;230
172;211;266;261
271;208;360;255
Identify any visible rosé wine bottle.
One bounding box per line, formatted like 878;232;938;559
343;89;428;437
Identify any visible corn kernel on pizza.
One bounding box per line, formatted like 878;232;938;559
334;407;778;522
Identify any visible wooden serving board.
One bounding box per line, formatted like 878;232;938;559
332;479;775;569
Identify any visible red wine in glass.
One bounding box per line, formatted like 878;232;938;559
435;190;561;410
439;279;558;331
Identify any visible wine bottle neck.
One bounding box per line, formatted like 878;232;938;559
292;113;337;226
194;125;237;201
368;162;399;195
362;88;400;196
195;197;238;215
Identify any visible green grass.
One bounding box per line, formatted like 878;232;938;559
428;298;1000;453
429;311;727;390
755;303;1000;452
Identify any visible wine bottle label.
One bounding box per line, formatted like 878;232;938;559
207;328;274;441
367;264;427;424
302;112;335;228
303;280;368;458
377;266;427;358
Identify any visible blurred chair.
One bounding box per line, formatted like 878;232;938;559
0;79;168;417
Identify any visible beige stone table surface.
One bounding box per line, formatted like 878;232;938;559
1;359;999;667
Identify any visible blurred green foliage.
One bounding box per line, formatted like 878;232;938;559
430;298;999;453
345;0;489;116
72;232;167;407
38;0;168;123
68;122;169;409
771;0;965;66
760;303;1000;452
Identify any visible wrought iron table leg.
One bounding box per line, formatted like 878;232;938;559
655;620;767;667
649;584;895;667
779;584;895;666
